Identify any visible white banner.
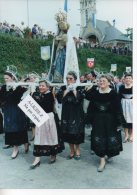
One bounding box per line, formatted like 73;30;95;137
111;64;117;71
41;46;50;60
63;30;80;84
126;67;132;73
18;94;49;127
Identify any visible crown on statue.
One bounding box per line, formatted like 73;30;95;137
55;11;67;23
55;11;70;31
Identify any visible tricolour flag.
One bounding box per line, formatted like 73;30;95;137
64;0;68;12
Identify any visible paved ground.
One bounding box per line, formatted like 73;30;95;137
0;128;132;189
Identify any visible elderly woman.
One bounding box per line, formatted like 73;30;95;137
0;71;29;158
85;74;124;172
30;80;64;169
56;71;85;160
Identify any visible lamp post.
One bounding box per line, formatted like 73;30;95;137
27;0;30;27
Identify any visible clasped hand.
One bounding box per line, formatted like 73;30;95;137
67;84;76;92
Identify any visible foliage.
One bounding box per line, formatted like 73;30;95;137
0;34;52;82
77;48;132;76
0;34;132;82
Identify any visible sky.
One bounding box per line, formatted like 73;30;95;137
0;0;133;37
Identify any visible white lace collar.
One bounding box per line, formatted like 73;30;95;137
40;90;50;95
44;90;50;94
125;84;132;89
99;87;111;94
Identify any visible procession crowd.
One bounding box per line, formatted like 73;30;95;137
0;69;133;172
0;12;133;173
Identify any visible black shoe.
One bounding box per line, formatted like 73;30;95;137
30;161;40;169
49;156;56;164
25;148;29;154
48;159;56;164
3;145;13;149
25;148;29;153
123;138;129;143
25;144;29;153
11;151;19;159
74;155;81;160
66;155;74;160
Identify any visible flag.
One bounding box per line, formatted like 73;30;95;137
64;0;68;12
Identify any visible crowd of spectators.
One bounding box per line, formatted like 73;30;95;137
0;21;55;39
111;46;132;56
73;37;99;49
0;21;24;38
73;37;132;56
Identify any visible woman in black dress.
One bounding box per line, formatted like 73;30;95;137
0;72;29;158
30;80;64;169
56;71;85;160
85;74;124;172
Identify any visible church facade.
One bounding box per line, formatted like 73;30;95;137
79;0;132;48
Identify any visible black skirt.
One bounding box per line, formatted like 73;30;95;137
5;131;28;146
33;143;64;157
91;113;123;158
63;132;85;145
123;122;132;129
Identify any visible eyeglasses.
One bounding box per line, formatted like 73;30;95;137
66;77;74;80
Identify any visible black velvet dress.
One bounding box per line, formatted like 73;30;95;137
32;91;64;157
0;85;28;145
85;88;124;158
56;86;85;145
